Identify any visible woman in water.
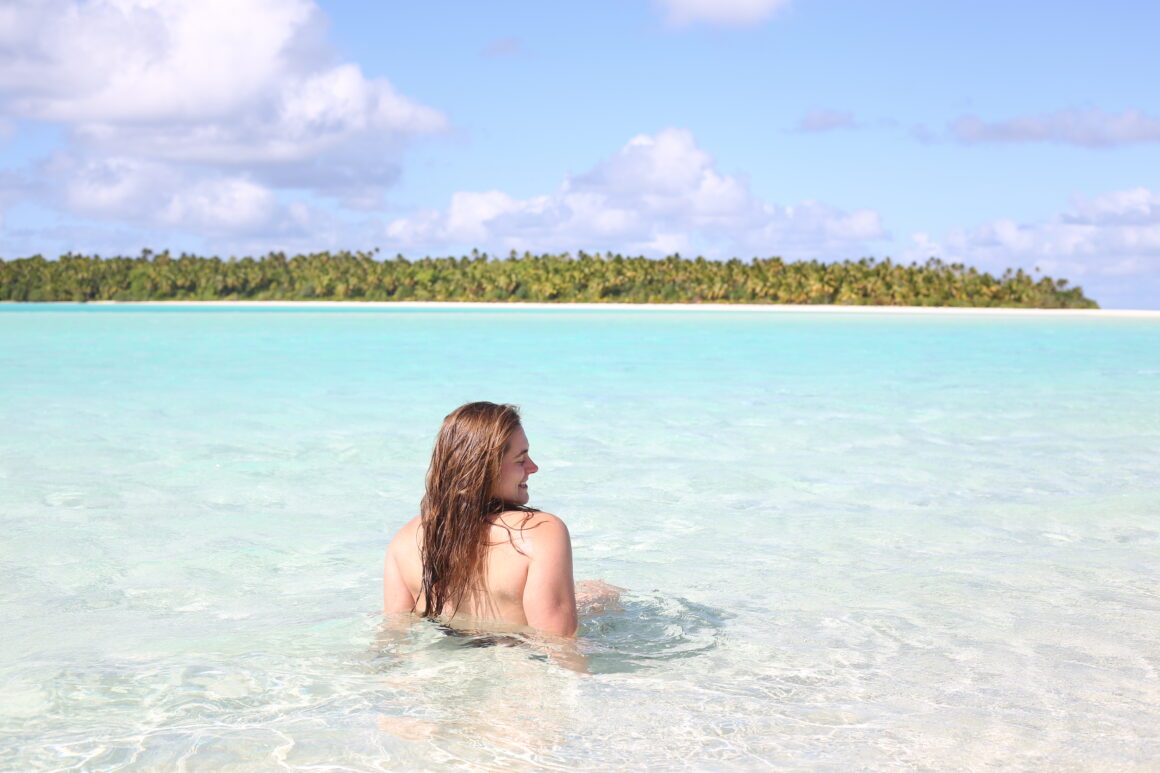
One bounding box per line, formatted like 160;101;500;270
383;402;580;637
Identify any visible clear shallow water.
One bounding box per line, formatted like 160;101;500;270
1;305;1158;771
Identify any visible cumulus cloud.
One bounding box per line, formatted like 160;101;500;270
0;0;444;137
904;187;1160;307
950;108;1160;148
0;0;446;238
653;0;793;27
796;108;857;133
384;128;886;259
41;152;295;237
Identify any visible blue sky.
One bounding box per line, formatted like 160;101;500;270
1;0;1158;308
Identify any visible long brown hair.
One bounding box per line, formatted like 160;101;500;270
417;401;530;618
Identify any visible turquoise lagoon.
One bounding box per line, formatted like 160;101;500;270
1;305;1158;770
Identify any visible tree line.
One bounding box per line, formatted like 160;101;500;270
0;250;1098;307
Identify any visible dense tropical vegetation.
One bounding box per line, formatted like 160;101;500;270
0;250;1097;307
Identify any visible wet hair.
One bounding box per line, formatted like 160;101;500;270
417;401;531;618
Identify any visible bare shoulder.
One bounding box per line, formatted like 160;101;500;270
496;509;569;535
501;510;571;554
527;510;568;529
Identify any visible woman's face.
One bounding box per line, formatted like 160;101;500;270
493;426;538;505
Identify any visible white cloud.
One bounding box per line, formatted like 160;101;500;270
384;128;886;258
950;108;1160;148
0;0;310;123
653;0;793;27
0;0;443;140
796;108;857;133
160;179;278;234
1062;187;1160;226
51;155;176;220
44;152;297;237
0;0;446;225
903;187;1160;307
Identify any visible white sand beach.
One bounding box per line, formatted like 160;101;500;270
85;300;1160;317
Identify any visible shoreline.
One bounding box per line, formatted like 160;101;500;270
12;300;1156;317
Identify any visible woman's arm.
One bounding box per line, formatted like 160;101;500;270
521;512;578;637
382;551;415;614
382;525;418;614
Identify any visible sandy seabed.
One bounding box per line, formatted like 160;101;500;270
78;300;1160;317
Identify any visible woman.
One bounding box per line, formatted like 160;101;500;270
383;402;579;637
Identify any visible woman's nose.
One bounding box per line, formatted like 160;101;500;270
527;457;539;474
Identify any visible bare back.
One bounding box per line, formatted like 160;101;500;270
383;510;578;637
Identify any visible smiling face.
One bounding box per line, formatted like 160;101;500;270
492;425;538;506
